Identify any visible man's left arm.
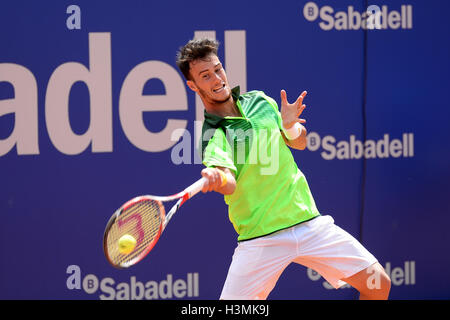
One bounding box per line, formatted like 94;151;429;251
281;123;307;150
279;89;308;150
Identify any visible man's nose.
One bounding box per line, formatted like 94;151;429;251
213;72;223;83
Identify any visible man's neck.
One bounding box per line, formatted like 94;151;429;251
203;96;241;118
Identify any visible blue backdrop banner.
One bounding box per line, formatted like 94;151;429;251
0;0;449;299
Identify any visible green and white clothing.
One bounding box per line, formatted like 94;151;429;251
201;86;320;241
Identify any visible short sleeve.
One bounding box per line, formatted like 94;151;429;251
260;92;283;130
202;127;237;175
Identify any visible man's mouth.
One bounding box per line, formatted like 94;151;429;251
213;83;226;93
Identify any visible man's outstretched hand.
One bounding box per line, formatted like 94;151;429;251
280;89;307;129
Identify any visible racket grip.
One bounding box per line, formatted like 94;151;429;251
185;177;207;198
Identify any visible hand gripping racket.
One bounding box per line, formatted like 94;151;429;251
103;172;226;269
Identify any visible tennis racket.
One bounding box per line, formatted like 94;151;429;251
103;172;226;269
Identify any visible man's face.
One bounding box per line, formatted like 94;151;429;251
187;54;232;105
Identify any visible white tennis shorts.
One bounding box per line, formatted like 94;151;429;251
220;215;378;300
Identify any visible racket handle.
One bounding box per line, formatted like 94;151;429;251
184;177;207;198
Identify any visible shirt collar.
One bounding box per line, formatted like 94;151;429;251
203;86;241;127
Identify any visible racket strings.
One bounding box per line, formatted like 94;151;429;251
106;199;164;267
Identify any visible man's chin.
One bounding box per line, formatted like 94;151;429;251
212;97;231;104
211;92;231;104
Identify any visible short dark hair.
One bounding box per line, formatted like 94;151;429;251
176;38;219;80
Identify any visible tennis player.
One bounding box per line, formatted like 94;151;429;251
176;38;391;300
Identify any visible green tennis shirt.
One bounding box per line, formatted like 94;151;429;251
201;86;320;241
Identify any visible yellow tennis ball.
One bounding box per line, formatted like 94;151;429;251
118;234;137;255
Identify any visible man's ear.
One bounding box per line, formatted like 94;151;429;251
186;80;198;93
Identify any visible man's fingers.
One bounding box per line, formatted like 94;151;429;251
201;168;224;192
282;89;307;106
300;90;307;99
280;89;288;105
209;173;216;192
201;169;214;192
295;91;307;105
297;103;306;111
201;179;210;193
297;104;306;116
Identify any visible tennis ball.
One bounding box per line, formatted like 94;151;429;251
118;234;137;255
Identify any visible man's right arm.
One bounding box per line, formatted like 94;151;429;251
201;166;236;195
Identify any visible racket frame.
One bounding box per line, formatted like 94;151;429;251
103;177;206;269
